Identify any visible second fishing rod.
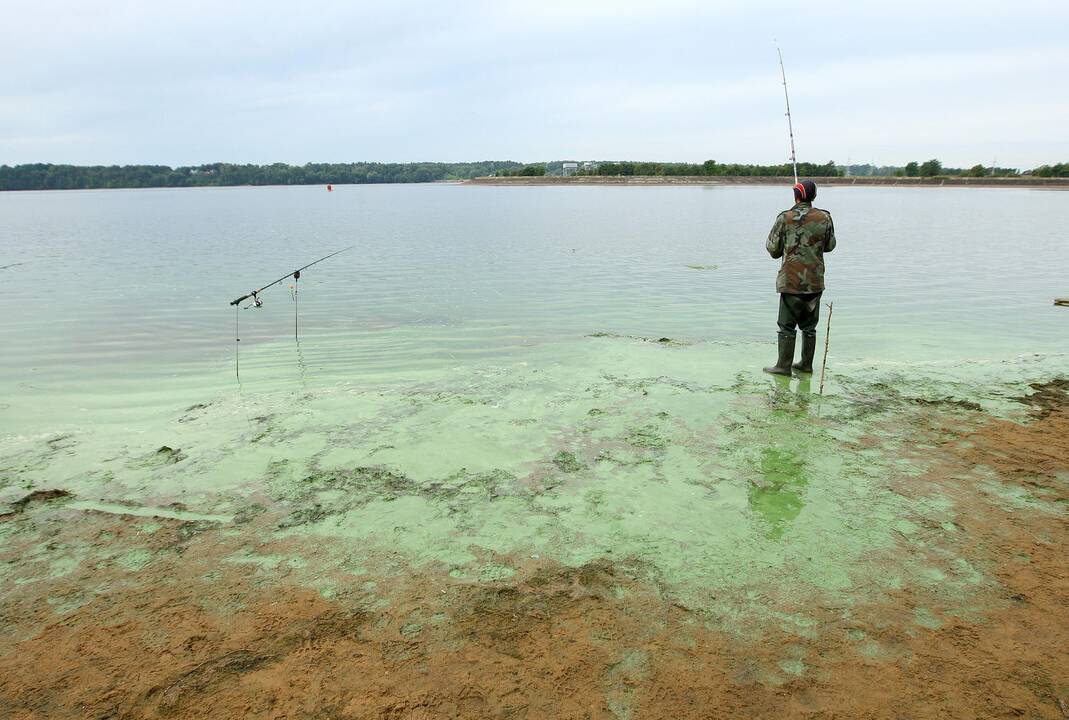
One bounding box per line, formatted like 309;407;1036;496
230;246;352;380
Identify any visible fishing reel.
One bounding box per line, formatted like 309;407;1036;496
243;291;263;309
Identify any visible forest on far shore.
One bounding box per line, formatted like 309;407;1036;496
2;159;1066;191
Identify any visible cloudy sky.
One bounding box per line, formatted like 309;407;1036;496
2;0;1066;168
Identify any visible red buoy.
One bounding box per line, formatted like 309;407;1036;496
327;184;333;192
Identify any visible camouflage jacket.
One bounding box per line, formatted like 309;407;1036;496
766;201;836;294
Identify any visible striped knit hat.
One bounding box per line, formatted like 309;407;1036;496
793;179;817;202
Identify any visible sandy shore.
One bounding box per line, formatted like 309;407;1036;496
2;379;1068;719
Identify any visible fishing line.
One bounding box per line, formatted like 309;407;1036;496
293;270;300;340
291;274;308;382
235;303;241;381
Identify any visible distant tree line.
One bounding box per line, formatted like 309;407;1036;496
1031;163;1069;178
0;161;524;191
578;158;1063;179
579;160;843;177
2;159;1065;191
497;164;547;177
840;160;1033;178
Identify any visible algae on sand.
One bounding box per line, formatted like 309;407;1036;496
2;330;1062;631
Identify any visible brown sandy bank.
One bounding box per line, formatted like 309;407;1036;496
466;175;1069;189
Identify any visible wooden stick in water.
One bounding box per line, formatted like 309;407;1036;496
819;302;833;395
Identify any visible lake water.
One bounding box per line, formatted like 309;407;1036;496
2;184;1065;384
1;184;1066;609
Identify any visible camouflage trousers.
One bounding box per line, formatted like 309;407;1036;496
777;292;822;338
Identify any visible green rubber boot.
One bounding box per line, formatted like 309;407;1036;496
792;334;816;373
763;334;796;376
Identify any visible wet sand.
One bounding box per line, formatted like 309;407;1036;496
1;380;1067;719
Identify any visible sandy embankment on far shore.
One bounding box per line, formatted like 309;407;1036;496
466;175;1069;188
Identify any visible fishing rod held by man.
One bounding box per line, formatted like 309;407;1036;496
777;45;799;184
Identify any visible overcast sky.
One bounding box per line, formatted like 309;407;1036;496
2;0;1066;168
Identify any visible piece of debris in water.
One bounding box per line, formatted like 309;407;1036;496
0;489;72;519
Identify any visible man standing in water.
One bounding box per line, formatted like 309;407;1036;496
763;179;836;375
